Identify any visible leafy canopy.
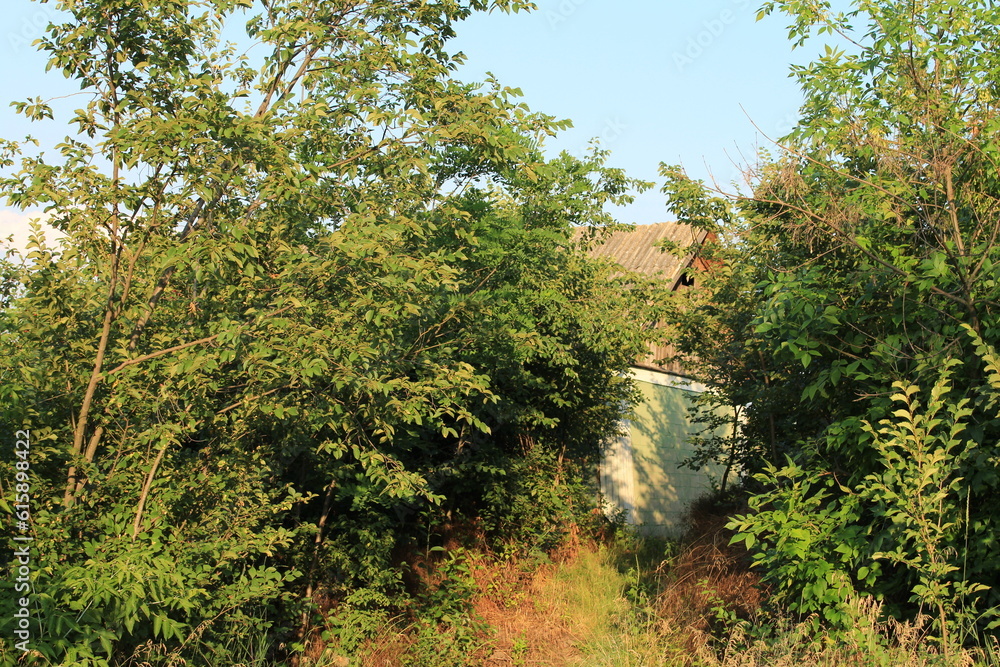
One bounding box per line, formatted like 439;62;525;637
662;0;1000;639
0;1;658;663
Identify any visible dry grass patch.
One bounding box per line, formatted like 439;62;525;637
471;541;586;666
653;500;764;658
694;597;994;667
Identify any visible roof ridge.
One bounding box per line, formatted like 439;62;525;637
578;221;702;279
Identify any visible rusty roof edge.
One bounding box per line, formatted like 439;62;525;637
665;227;710;291
576;222;704;279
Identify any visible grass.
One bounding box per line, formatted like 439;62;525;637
535;541;676;666
293;501;1000;666
22;499;998;666
475;500;1000;667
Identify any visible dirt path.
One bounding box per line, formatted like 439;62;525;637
472;542;646;666
473;551;586;666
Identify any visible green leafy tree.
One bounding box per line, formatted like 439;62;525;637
662;0;1000;640
0;1;655;663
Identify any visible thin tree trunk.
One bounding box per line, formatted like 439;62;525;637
65;303;116;508
66;426;105;502
300;481;337;637
132;438;171;539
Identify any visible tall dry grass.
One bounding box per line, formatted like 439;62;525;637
651;497;998;667
299;500;1000;667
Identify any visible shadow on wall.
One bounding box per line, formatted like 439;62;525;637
601;369;729;537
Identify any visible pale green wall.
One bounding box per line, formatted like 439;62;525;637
601;369;730;536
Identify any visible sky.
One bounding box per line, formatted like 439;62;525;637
448;0;812;224
0;0;833;246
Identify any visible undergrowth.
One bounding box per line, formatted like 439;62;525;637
656;494;1000;667
93;499;1000;666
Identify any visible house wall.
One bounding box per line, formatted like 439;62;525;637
600;367;730;536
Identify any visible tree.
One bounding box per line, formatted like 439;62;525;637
0;1;656;663
663;0;1000;641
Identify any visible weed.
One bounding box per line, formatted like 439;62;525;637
510;632;529;666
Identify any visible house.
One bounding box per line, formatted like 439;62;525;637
582;222;729;536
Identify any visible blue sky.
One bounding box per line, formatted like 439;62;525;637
0;0;830;241
449;0;811;223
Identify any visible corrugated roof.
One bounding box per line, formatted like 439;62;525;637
578;222;706;288
577;222;708;377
